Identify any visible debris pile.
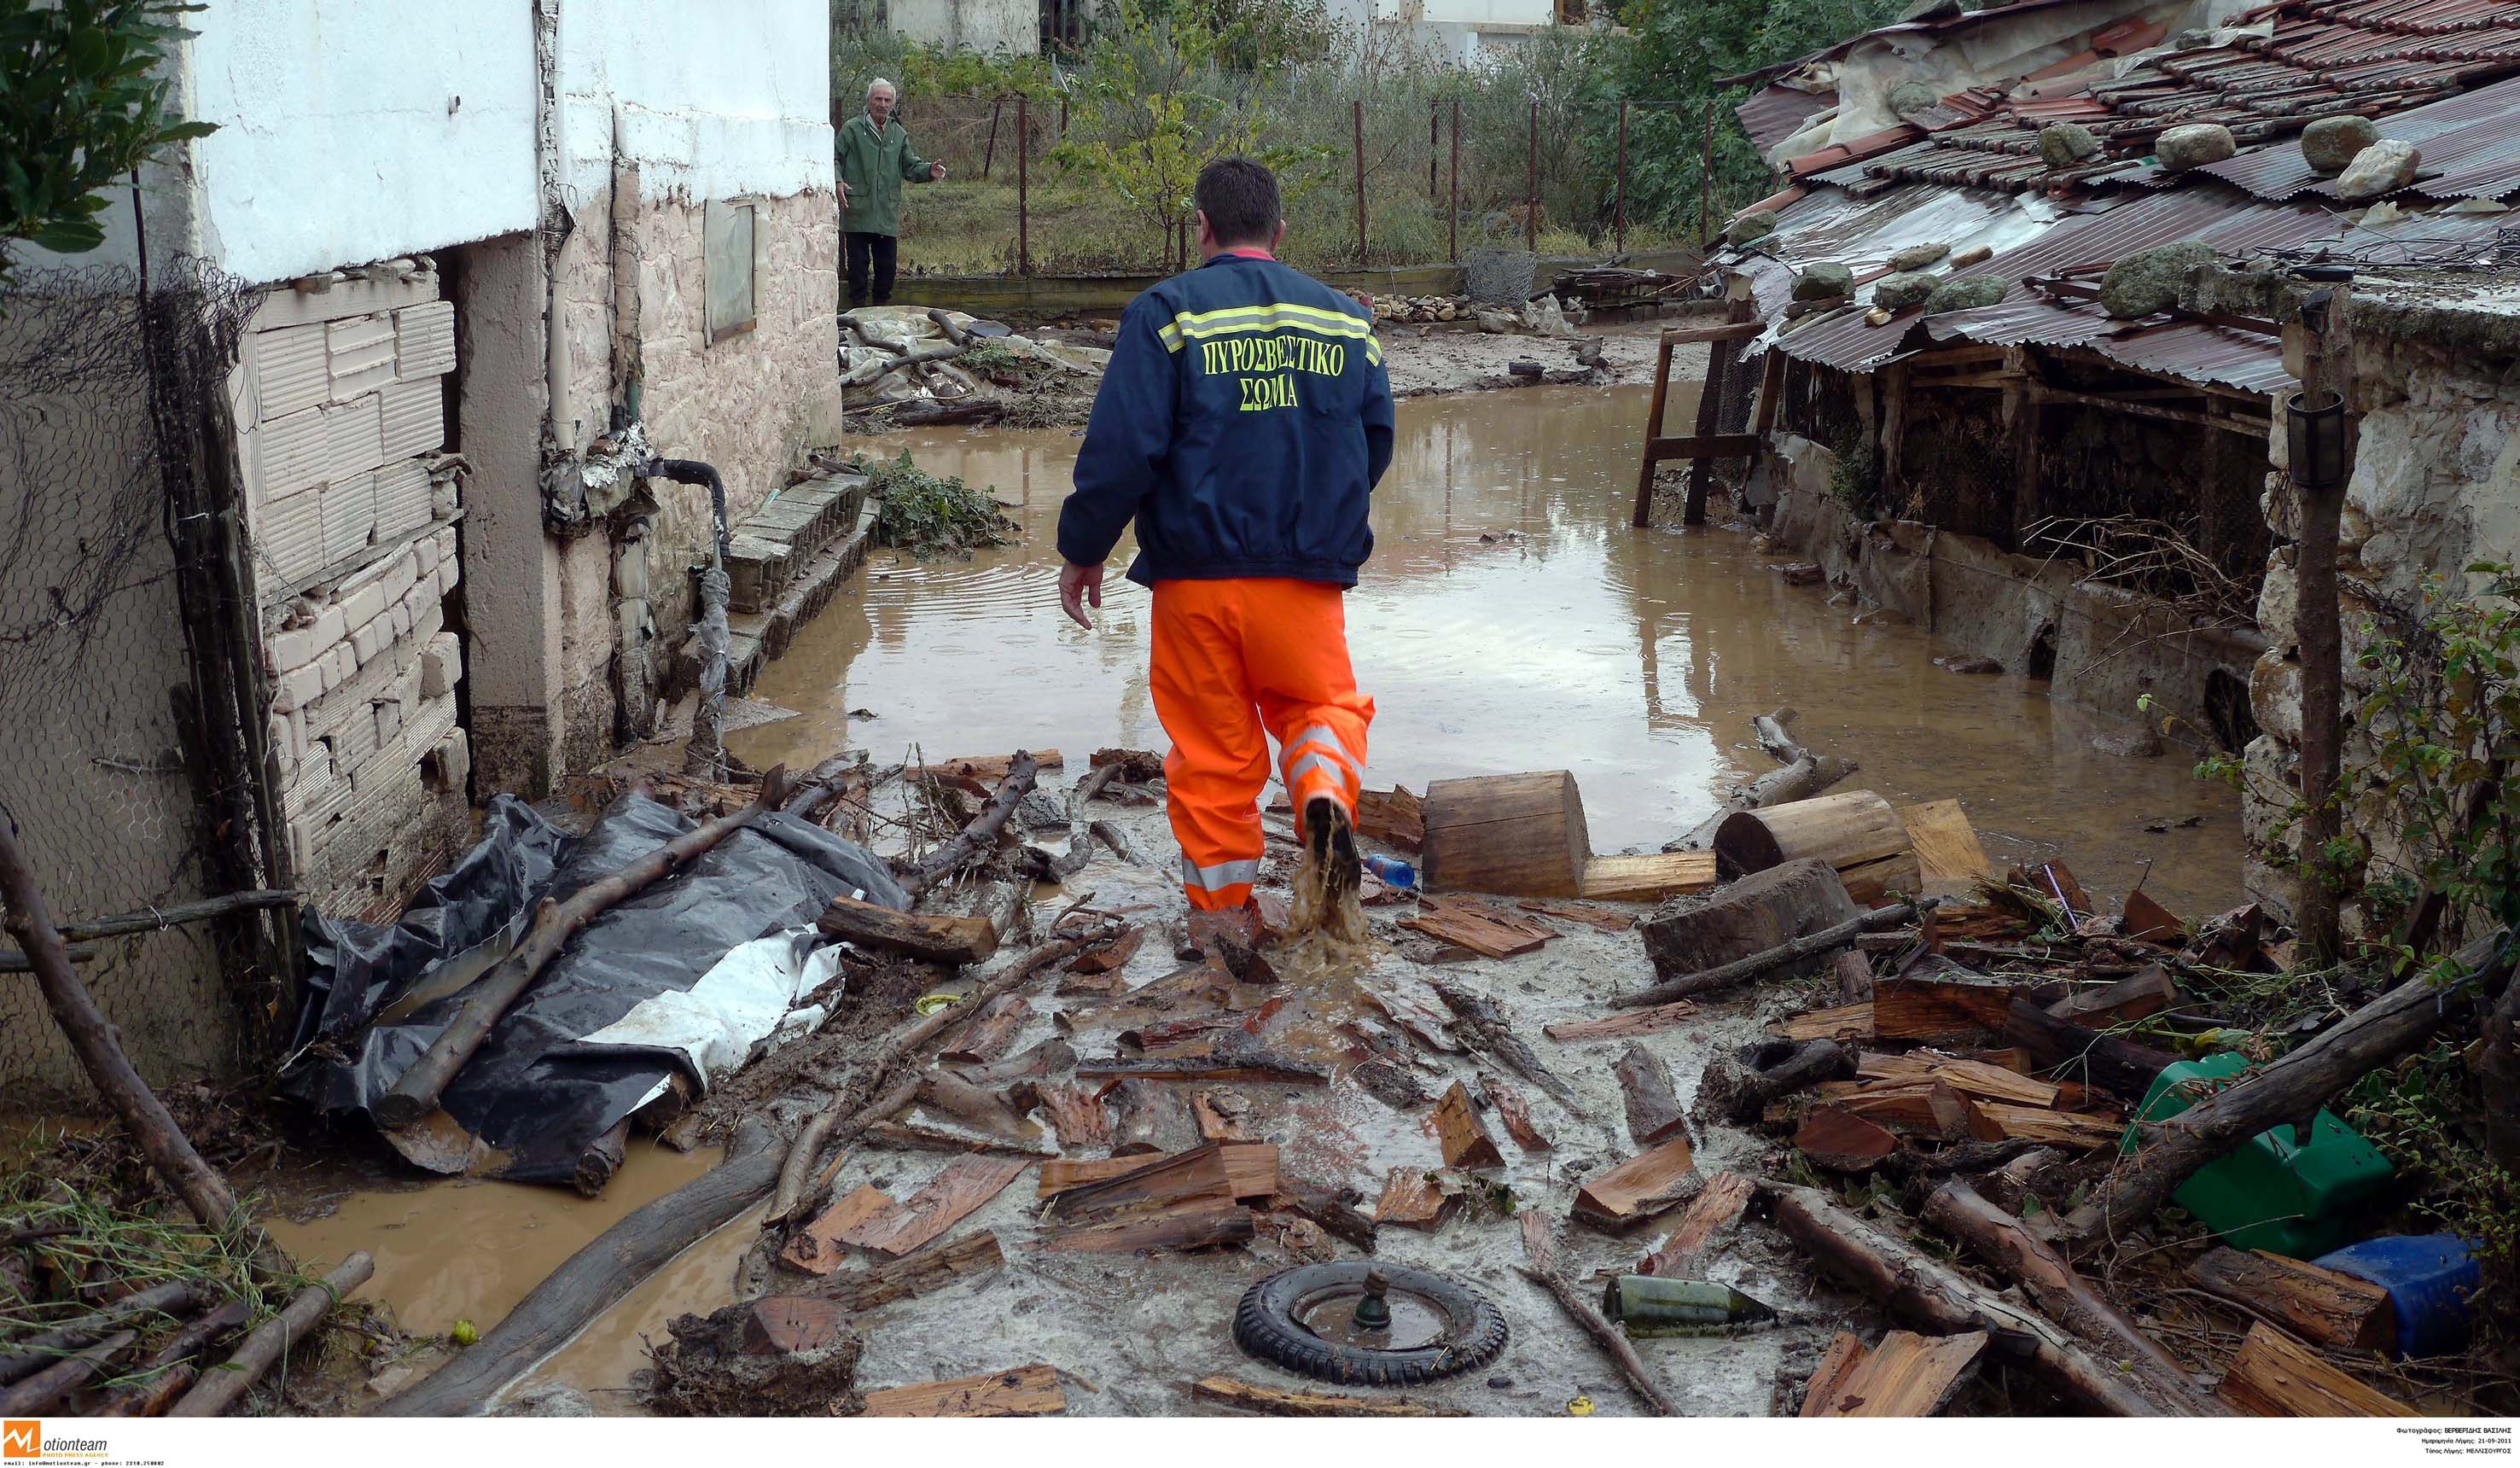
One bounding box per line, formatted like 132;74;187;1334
1370;294;1470;323
841;306;1110;429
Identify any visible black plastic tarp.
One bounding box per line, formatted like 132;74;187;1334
289;791;905;1186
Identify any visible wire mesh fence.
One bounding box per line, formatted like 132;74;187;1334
0;261;291;1108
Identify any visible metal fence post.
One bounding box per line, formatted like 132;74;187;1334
1429;101;1439;205
1526;100;1539;252
982;94;1004;181
1449;99;1460;264
1354;99;1368;265
1617;101;1629;257
1018;94;1031;276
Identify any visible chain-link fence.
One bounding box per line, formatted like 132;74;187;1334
1;261;292;1109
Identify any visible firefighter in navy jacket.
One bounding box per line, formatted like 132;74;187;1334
1056;157;1396;929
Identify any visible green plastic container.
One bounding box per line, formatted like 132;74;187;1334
2121;1051;2395;1258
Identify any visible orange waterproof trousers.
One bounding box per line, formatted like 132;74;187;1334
1149;579;1376;911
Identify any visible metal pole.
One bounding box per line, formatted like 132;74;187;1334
1698;99;1717;244
981;94;1003;181
1017;94;1030;276
1449;100;1460;264
1527;100;1539;252
1429;101;1439;205
1354;98;1368;265
1617;101;1629;257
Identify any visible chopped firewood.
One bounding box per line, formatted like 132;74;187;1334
1820;1079;1973;1138
783;1183;908;1273
1035;1198;1254;1254
1639;1170;1754;1276
2123;888;2186;944
1520;899;1634;933
1800;1333;1871;1418
1039;1142;1278;1203
2046;965;2180;1027
1418;770;1589;897
1858;1051;2061;1108
1483;1077;1551;1151
1965;1104;2124;1150
1897;800;1991;885
1700;1039;1855;1124
2216;1322;2417;1418
937;994;1032;1064
1191;1089;1253;1141
816;1232;1004;1312
1573;1134;1697;1227
818;894;999;965
1544;1000;1698;1045
1274;1180;1379;1253
1106;1077;1196;1154
1519;1207;1560;1274
1775;1001;1874;1042
1614;1043;1691;1145
1873;974;2028;1044
1835;948;1875;1003
1041;1143;1233;1223
1037;1082;1110;1148
916;1069;1043;1144
861;1362;1067;1417
864;1119;1056;1158
1431;1081;1506;1169
1376;1168;1463;1230
1067;924;1144;976
1795;1106;1899;1172
1400;900;1551;959
834;1156;1027;1259
1356;974;1462;1052
1056;967;1132;998
1806;1330;1986;1417
1355;785;1425;852
924;751;1066;784
1190;1375;1464;1417
1579;851;1718;902
2185;1249;2394;1353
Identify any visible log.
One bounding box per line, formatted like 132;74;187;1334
1803;1330;1986;1416
899;753;1039;900
1639;1170;1753;1276
0;1280;195;1386
1770;1185;2166;1416
0;822;286;1275
169;1252;373;1417
89;1300;251;1417
0;1327;135;1415
2216;1322;2417;1417
1431;1081;1505;1168
1190;1375;1464;1416
861;1362;1067;1417
1621;901;1918;1008
1714;789;1919;905
2185;1248;2393;1353
1431;983;1582;1110
1795;1107;1898;1173
2052;930;2515;1255
1614;1043;1690;1145
378;772;784;1127
1574;1134;1697;1227
816;1232;1004;1313
1544;1000;1699;1044
1702;1040;1854;1123
1923;1180;2225;1416
1641;857;1858;982
819;894;1000;965
1874;971;2030;1045
1755;707;1807;763
1999;999;2180;1101
1419;771;1591;898
1513;1265;1676;1416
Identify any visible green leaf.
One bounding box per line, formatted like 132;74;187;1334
27;214;107;253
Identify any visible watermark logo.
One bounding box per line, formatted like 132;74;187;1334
1;1422;38;1459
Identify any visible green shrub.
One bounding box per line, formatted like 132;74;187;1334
860;451;1016;558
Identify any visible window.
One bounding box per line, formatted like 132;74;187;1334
703;199;757;344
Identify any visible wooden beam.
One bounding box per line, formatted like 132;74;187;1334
1660;320;1764;346
1642;433;1762;463
1631;334;1679;527
2029;382;2269;434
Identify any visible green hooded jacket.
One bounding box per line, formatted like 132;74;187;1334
837;112;935;238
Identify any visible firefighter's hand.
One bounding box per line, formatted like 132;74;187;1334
1059;561;1103;628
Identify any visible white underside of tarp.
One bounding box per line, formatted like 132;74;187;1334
566;926;841;1092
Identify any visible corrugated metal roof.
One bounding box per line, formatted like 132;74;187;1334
1947;181;2343;280
2093;317;2298;392
1738;84;1838;154
2199;68;2520;198
1771;304;1929;371
1921;294;2111;345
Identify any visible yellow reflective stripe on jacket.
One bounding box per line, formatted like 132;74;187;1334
1170;300;1376;341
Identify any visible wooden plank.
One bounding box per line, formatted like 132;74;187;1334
2123;888;2186;944
1545;999;1699;1044
924;750;1066;783
1966;1103;2125;1150
1572;1133;1697;1227
1190;1089;1249;1141
1075;1044;1329;1086
2046;966;2180;1027
1660;320;1765;346
1376;1168;1461;1230
1037;1142;1279;1203
1035;1198;1255;1254
1775;1001;1874;1042
1858;1050;2061;1108
1873;975;2028;1044
1641;431;1762;463
2216;1321;2418;1417
937;994;1031;1064
853;1156;1029;1257
1800;1333;1871;1418
1356;973;1463;1052
1432;1080;1506;1168
1640;1170;1755;1275
1578;851;1718;903
1895;800;1990;884
2185;1249;2394;1353
1190;1376;1466;1417
862;1362;1068;1417
1399;900;1552;958
1614;1043;1691;1145
1809;1330;1987;1417
1040;1143;1234;1223
1822;1078;1973;1137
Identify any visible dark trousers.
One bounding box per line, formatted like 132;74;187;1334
845;231;899;308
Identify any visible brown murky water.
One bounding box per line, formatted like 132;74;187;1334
737;382;2239;913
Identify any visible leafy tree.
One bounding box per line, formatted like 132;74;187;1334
0;0;212;290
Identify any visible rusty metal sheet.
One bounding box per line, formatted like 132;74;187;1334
1918;294;2108;347
1771;305;1930;372
1739;84;1837;154
1947;183;2344;283
2090;318;2296;393
2201;70;2520;201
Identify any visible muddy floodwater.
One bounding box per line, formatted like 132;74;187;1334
738;382;2239;913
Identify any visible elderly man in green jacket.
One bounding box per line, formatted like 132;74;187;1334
838;78;946;309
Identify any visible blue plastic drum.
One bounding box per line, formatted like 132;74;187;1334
2312;1234;2480;1359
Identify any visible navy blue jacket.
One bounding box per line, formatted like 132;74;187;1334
1057;252;1396;588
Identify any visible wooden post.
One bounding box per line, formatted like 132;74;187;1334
1879;361;1912;516
1632;332;1677;527
1354;99;1368;265
1017;95;1031;277
1616;101;1629;259
1683;297;1753;526
1526;100;1539;252
981;95;1004;181
1698;100;1717;243
1449;100;1461;264
2005;345;2042;543
2288;292;2356;964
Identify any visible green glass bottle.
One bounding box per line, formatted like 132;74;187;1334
1600;1275;1778;1337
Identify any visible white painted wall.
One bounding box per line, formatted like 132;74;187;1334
558;0;835;203
187;0;539;284
887;0;1039;55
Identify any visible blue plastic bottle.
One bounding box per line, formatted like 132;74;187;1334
1362;853;1417;890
